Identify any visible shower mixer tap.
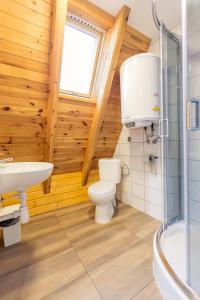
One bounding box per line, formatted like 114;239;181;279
145;154;158;175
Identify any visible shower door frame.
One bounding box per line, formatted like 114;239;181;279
181;0;190;285
160;22;183;229
160;0;190;286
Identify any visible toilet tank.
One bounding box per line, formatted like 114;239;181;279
99;159;121;184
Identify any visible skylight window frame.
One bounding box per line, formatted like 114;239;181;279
59;17;103;99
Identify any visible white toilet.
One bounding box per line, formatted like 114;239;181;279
88;158;121;224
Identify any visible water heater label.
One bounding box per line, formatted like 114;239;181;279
152;105;160;112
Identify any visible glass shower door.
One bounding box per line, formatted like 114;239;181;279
185;0;200;295
160;23;183;229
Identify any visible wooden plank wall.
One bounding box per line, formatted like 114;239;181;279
0;0;51;162
0;0;150;215
2;170;98;216
54;97;96;174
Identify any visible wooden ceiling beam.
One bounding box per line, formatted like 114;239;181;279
67;1;151;51
43;0;68;194
123;25;151;52
81;5;130;186
68;0;114;30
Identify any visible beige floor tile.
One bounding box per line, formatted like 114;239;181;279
135;219;160;240
54;201;94;217
122;214;160;247
22;212;62;241
0;229;70;278
132;281;163;300
45;274;101;300
64;218;106;244
0;201;159;300
56;203;95;230
122;212;153;233
0;248;86;300
113;202;139;223
89;242;154;300
71;222;140;271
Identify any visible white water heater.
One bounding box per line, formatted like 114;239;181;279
120;53;160;128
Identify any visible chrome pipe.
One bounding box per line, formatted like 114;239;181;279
152;0;161;30
152;0;180;43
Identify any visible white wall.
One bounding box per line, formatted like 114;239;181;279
114;23;182;221
114;126;162;220
115;17;200;224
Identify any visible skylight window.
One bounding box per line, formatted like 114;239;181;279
60;20;102;97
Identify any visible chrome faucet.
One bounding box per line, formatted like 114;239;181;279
0;157;13;164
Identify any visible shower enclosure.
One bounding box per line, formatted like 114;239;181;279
153;0;200;299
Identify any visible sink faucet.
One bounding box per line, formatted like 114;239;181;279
0;158;13;164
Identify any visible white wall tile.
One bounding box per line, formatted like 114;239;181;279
121;192;132;206
189;180;200;202
168;123;179;141
133;196;145;212
168;85;178;104
145;201;162;220
189;140;200;154
120;143;130;156
167;159;179;177
168;141;179;159
168;104;178;123
131;157;145;171
190;200;200;223
188;52;200;78
131;143;144;157
130;128;144;142
145;172;162;190
132;183;145;199
145;186;162;206
114;126;162;221
132;170;145;185
121;179;132;194
166;176;179;194
188;75;200;98
189;160;200;180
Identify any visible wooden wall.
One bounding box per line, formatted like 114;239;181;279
0;0;51;163
0;0;150;214
2;170;98;216
54;97;96;174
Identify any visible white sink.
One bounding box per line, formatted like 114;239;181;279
0;162;53;194
0;162;54;224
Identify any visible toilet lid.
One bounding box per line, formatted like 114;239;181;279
89;181;116;196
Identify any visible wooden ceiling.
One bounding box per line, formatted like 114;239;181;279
0;0;151;191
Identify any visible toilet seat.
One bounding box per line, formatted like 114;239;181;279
88;181;116;196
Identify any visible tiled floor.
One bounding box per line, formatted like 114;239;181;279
0;201;163;300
